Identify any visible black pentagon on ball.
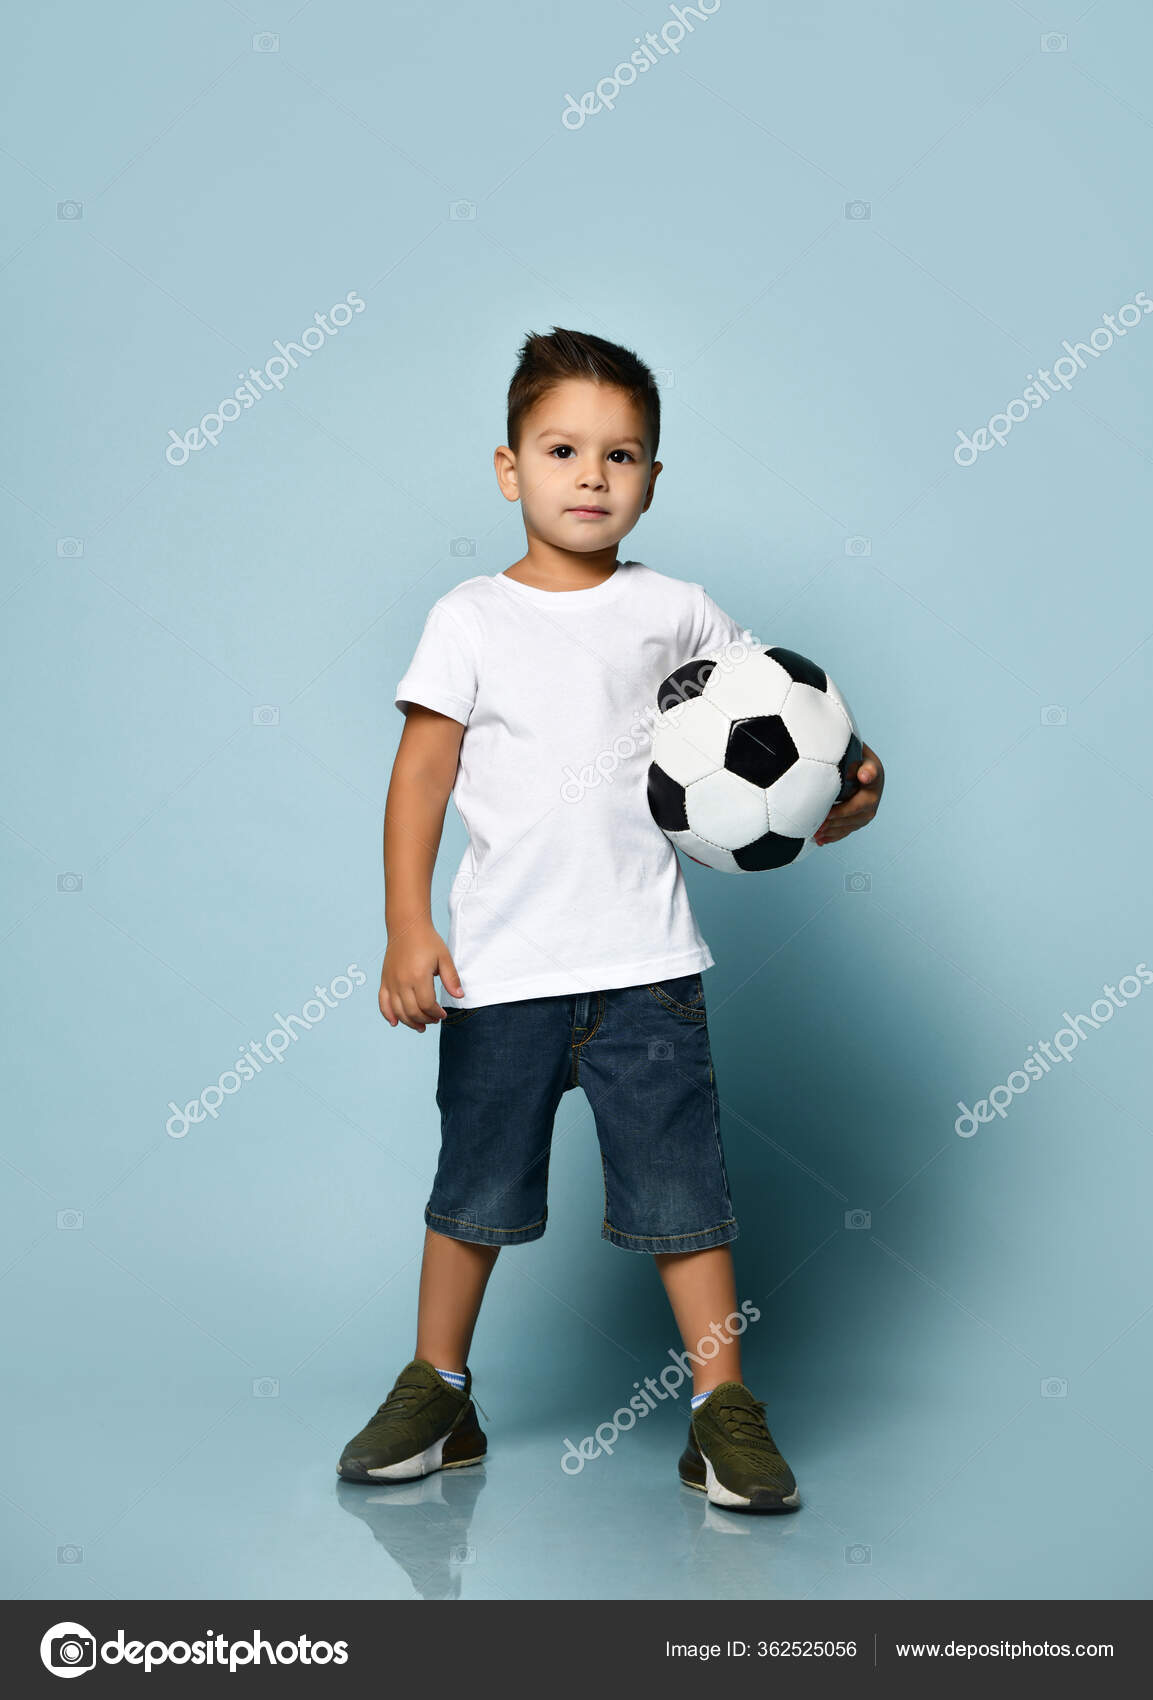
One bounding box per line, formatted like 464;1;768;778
765;647;827;692
725;714;799;789
734;829;807;871
836;730;864;803
657;657;716;713
647;762;688;830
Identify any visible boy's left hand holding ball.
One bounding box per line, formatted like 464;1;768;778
813;743;885;845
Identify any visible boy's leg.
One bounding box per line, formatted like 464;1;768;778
415;1227;499;1371
337;1228;495;1482
657;1242;798;1512
578;978;798;1510
654;1243;742;1392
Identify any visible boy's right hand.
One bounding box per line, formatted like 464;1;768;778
378;923;465;1031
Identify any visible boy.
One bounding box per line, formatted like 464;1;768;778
338;328;884;1512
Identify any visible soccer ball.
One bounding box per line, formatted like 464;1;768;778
647;645;863;872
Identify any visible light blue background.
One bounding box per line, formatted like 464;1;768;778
2;0;1151;1603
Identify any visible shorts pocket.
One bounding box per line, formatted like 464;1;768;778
644;973;706;1020
441;1004;479;1025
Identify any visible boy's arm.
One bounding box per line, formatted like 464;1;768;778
379;704;467;1032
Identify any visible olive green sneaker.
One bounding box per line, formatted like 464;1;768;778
337;1359;486;1483
678;1382;799;1512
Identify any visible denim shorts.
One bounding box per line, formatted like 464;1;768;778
426;972;737;1255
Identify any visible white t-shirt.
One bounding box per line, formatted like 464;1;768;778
394;560;754;1007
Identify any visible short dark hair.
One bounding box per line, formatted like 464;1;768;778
506;326;660;461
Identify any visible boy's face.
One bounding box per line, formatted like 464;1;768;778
495;377;662;553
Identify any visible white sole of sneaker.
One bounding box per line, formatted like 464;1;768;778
704;1456;748;1506
365;1435;485;1481
702;1456;800;1509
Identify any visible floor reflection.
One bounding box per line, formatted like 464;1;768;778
336;1465;488;1599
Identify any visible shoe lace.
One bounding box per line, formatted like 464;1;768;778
375;1379;429;1420
715;1396;780;1453
375;1375;487;1422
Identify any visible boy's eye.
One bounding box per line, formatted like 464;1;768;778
549;445;634;462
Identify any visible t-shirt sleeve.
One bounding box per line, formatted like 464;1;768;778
691;583;759;656
395;601;479;727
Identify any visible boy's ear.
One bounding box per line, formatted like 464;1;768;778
493;444;519;502
640;459;663;514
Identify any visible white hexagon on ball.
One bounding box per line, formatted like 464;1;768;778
684;768;768;850
781;681;852;763
824;674;859;736
650;695;729;787
667;827;741;873
764;757;841;839
702;649;792;723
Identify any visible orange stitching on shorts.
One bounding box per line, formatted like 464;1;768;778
426;1208;545;1237
570;991;604;1085
604;1218;736;1243
644;980;706;1020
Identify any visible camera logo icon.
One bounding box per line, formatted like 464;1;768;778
1041;33;1067;53
252;32;279;52
844;535;871;557
252;705;279;726
844;872;872;893
648;1039;674;1061
41;1621;96;1676
845;1543;871;1564
1041;1377;1067;1398
1040;704;1067;726
844;1209;871;1230
450;201;477;220
450;538;477;557
57;202;83;221
844;200;871;220
57;873;83;893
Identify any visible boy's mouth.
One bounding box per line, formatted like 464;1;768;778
567;506;609;517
